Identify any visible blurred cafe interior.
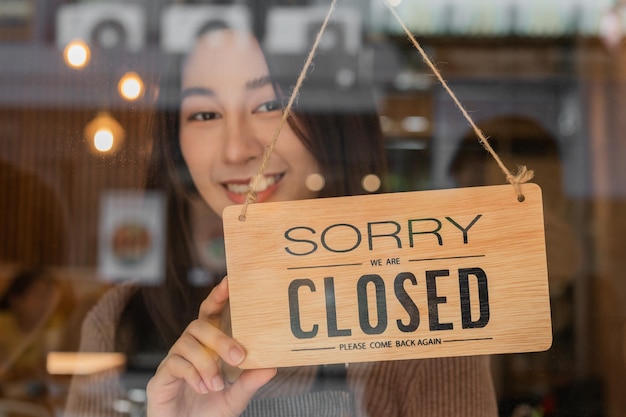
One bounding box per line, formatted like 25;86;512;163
0;0;625;416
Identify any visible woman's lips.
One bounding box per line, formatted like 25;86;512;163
222;173;283;204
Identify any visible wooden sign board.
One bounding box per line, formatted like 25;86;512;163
223;184;552;369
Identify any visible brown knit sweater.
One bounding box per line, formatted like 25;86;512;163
65;285;498;417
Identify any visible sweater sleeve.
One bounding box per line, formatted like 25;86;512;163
64;285;137;417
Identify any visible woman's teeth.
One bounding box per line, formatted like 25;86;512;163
226;175;280;194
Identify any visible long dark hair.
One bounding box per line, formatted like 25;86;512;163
116;25;387;354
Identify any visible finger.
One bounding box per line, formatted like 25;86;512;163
150;353;211;396
169;328;231;391
199;277;229;321
185;318;246;368
199;278;235;343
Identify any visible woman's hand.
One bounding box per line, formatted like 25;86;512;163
146;278;277;417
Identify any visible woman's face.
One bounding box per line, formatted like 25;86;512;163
179;30;320;217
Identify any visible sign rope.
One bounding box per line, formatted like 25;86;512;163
239;0;338;221
240;0;534;223
384;2;534;201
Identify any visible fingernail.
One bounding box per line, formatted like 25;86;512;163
211;375;224;391
198;380;209;394
229;346;245;365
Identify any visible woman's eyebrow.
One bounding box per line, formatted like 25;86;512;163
180;86;215;101
245;75;272;90
180;76;271;100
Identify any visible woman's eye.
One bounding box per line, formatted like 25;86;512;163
188;112;221;121
255;99;282;113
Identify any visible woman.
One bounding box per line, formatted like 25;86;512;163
66;25;498;417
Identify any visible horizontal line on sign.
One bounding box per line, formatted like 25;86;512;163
287;263;363;270
408;254;485;262
443;337;493;343
291;347;337;352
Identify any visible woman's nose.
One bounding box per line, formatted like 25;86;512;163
222;115;265;164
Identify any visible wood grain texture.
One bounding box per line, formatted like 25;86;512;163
223;184;552;368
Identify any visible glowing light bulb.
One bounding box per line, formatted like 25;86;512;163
94;128;114;152
64;40;90;69
84;112;125;155
118;72;144;101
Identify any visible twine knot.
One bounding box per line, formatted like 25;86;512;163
506;165;535;202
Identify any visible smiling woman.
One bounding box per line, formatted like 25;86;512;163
179;30;320;213
64;14;497;417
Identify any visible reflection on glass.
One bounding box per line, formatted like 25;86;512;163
305;173;325;192
93;129;114;152
46;352;126;376
84;112;125;155
361;174;381;193
386;0;404;7
118;72;144;101
63;40;90;69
